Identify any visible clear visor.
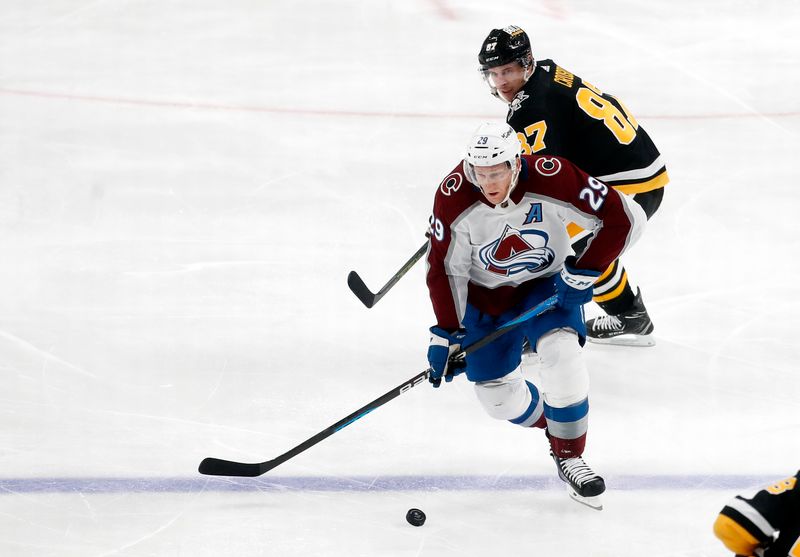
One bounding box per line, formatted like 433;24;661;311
462;160;513;187
480;61;532;90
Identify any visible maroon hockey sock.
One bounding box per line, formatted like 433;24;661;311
530;414;547;429
547;432;586;458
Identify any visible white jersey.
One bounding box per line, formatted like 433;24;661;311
426;155;645;330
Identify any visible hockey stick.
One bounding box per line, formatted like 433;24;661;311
198;294;558;477
347;241;428;308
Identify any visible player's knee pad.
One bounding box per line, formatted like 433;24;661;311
536;328;589;408
474;369;534;422
520;343;538;370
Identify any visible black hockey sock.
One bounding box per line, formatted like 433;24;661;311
596;279;636;316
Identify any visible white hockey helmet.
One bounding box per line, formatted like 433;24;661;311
463;122;522;201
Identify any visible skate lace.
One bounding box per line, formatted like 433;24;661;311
592;314;623;332
560;457;597;486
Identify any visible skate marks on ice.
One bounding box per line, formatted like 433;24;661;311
0;473;778;494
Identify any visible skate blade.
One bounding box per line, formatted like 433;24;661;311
567;487;603;510
587;334;655;347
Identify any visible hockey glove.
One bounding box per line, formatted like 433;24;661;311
427;326;467;388
554;256;601;308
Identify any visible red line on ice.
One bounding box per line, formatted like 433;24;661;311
0;87;797;121
427;0;458;20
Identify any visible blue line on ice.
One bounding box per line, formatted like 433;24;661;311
0;475;778;494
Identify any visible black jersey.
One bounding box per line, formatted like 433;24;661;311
506;59;668;196
714;471;800;556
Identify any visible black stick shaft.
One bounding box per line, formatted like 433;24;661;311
456;294;557;358
198;294;558;477
347;241;428;308
198;369;430;477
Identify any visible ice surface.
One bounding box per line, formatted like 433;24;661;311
0;0;798;555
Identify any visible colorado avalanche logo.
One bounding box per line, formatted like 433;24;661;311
534;157;562;176
439;172;462;196
479;225;555;277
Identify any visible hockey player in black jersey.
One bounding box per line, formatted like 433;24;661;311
477;26;668;347
713;470;800;556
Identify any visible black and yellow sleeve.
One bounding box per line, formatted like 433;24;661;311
713;472;800;556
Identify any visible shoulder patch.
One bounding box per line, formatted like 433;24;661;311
509;91;529;113
534;157;562;176
439;172;463;196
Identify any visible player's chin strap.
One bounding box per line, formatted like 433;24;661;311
524;58;537;81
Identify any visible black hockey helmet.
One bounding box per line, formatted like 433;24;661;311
478;26;533;71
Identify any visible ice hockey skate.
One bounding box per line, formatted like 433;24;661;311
551;451;605;510
586;288;655;347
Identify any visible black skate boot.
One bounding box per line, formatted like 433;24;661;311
586;288;655;347
551;451;605;510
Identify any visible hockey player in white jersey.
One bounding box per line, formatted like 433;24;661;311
425;123;646;509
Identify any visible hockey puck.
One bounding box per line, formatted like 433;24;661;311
405;508;426;527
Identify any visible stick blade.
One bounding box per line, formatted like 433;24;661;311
347;271;377;308
198;457;264;477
